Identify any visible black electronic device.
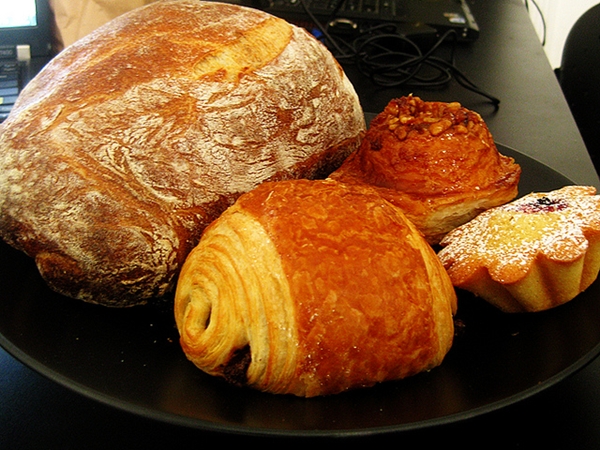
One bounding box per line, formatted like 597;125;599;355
232;0;479;42
0;0;54;122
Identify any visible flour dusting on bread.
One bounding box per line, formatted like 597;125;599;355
0;1;365;306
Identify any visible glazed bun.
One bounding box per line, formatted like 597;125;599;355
330;96;521;244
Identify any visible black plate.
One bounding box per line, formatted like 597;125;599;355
2;144;600;437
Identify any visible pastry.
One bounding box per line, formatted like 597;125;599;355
329;95;521;244
0;1;365;306
438;185;600;313
174;179;457;397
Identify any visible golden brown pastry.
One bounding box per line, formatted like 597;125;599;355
329;95;521;244
0;1;365;306
174;179;457;397
438;186;600;313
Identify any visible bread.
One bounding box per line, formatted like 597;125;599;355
174;178;457;397
438;186;600;313
0;0;365;306
329;96;521;244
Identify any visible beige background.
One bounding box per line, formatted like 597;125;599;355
50;0;158;49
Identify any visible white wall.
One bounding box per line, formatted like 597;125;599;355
526;0;599;69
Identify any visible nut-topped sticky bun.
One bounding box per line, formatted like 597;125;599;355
330;95;521;244
438;186;600;313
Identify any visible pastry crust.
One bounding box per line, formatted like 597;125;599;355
330;96;521;244
438;186;600;313
0;1;365;306
175;179;457;397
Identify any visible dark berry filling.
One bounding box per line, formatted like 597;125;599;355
517;196;568;213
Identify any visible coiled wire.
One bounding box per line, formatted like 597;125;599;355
298;0;500;106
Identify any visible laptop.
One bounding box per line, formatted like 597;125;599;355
0;0;54;122
220;0;479;42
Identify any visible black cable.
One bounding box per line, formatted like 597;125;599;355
297;0;353;58
525;0;547;46
354;27;452;86
354;28;500;105
326;0;347;23
297;0;500;107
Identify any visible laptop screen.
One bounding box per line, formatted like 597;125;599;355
1;1;38;28
0;0;53;57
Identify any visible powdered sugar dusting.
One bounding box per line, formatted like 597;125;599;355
438;186;600;284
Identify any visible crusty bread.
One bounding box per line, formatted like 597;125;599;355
0;1;365;306
175;179;457;397
330;96;521;244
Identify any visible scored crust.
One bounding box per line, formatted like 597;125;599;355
175;179;457;397
0;1;365;306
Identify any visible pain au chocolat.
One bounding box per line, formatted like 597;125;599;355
0;1;365;306
174;179;457;397
330;95;521;244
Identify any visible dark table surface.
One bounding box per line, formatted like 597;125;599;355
3;1;600;449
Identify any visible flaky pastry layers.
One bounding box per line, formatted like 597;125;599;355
174;179;457;397
0;1;365;306
330;96;521;244
438;186;600;313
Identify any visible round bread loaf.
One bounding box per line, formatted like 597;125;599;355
0;0;365;306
